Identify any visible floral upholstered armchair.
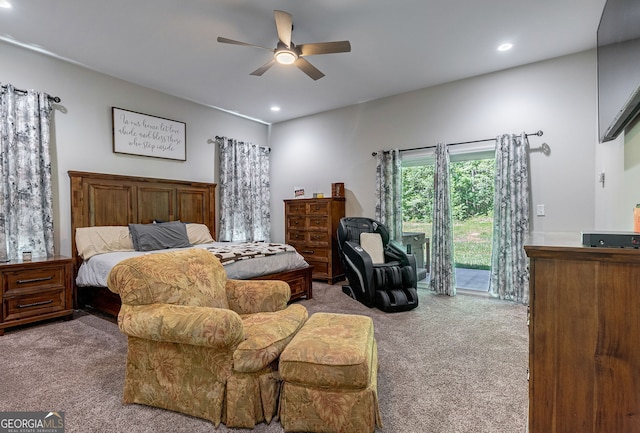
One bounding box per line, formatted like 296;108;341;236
106;248;308;428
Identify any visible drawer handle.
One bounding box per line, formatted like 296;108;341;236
17;276;53;284
18;299;53;308
301;250;315;254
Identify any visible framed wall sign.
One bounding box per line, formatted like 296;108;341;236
112;107;186;161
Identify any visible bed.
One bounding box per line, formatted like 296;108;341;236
69;170;313;317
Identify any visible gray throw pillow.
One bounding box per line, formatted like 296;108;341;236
128;221;191;251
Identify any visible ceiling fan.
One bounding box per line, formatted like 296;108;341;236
217;10;351;81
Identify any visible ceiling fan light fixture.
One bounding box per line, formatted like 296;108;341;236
274;49;297;65
218;10;350;79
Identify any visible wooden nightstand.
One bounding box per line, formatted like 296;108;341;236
0;256;74;336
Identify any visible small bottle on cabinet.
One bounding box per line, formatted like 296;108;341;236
634;204;640;232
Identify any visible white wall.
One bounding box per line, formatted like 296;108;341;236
269;50;598;243
1;40;268;257
6;40;624;251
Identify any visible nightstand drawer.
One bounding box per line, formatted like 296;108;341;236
4;288;65;321
4;267;65;295
0;256;73;336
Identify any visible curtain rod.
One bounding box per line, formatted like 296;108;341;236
1;84;61;103
210;136;271;151
371;130;543;156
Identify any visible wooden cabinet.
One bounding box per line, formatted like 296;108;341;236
525;243;640;433
0;256;74;336
285;197;345;284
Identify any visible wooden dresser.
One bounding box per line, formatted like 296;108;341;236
525;240;640;433
284;197;345;284
0;256;74;336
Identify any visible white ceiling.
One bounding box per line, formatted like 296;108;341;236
0;0;606;124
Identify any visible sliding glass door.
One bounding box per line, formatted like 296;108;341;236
401;152;494;291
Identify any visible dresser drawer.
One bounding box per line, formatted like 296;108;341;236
4;288;65;321
287;202;307;214
307;231;330;245
297;247;329;262
289;232;329;246
287;216;305;230
307;216;328;231
306;260;329;276
287;230;306;243
4;267;66;295
308;201;330;215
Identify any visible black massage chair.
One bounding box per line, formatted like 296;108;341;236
337;217;419;312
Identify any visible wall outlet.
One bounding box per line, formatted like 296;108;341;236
536;204;545;216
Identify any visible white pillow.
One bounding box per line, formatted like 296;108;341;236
360;232;385;264
75;226;134;259
186;223;215;244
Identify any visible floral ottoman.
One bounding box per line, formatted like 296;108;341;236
278;312;382;433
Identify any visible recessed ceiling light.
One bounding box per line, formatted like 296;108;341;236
0;0;12;8
270;106;281;112
497;43;513;52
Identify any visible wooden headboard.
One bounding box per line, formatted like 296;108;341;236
69;171;216;263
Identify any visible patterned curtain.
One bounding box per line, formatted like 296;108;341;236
489;133;530;303
217;137;271;242
430;142;456;296
0;84;54;260
374;149;402;241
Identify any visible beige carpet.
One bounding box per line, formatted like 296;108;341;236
0;283;528;433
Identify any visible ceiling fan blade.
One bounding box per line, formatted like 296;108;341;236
298;41;352;56
274;10;293;47
294;57;325;81
217;36;272;51
250;59;277;77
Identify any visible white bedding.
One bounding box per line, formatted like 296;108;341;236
76;242;309;287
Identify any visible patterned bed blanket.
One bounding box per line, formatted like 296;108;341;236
206;242;297;265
